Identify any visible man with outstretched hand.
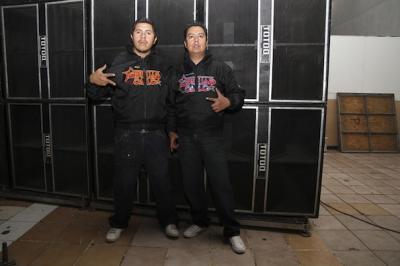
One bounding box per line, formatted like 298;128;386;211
87;18;178;242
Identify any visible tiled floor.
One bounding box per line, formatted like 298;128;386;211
0;150;399;265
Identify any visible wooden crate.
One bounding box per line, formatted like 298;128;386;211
337;93;398;152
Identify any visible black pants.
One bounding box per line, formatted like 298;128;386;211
109;127;177;228
178;130;240;237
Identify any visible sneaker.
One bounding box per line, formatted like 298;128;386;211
105;228;123;243
165;224;179;239
183;224;205;238
229;236;246;254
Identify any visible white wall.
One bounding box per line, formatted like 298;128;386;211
328;35;400;100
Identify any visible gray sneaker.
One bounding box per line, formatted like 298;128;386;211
165;224;179;239
183;224;205;238
229;236;246;254
105;228;123;243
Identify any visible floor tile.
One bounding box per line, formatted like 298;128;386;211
374;186;400;194
363;194;397;204
378;204;400;217
0;200;32;207
0;206;26;220
321;186;333;194
254;248;299;266
318;205;332;215
321;193;344;203
55;222;100;245
335;194;370;204
323;202;360;216
31;243;87;266
350;203;391;215
339;176;364;186
388;231;400;243
333;250;385;266
318;230;368;251
0;221;36;241
72;209;110;227
373;251;400;266
245;229;287;250
211;247;256;266
383;179;400;188
367;215;400;231
348;185;379;195
121;246;167;266
322;178;343;187
19;220;69;242
324;185;355;194
352;230;400;251
387;194;400;203
75;244;128;266
311;216;347;231
328;173;350;179
41;207;78;224
295;249;341;266
164;248;211;266
359;179;386;187
9;203;57;223
6;240;48;266
285;233;329;251
334;214;381;230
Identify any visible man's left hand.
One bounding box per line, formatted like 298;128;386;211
206;88;231;113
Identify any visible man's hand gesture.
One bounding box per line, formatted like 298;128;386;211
89;64;116;86
206;88;231;113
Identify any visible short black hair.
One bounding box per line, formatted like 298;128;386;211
183;22;208;40
131;17;157;38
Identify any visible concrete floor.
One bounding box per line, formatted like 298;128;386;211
0;150;399;265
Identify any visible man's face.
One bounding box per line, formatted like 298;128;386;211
184;26;207;56
131;22;157;56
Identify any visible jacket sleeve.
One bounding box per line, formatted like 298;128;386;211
86;82;113;101
166;67;178;133
219;63;245;112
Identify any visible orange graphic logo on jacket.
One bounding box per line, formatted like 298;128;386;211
123;67;161;86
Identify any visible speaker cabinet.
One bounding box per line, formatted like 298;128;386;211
9;104;45;190
266;108;323;215
0;103;9;186
2;5;40;98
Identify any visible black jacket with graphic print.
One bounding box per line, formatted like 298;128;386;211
167;52;245;133
86;47;173;129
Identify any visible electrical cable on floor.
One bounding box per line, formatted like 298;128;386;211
320;201;400;234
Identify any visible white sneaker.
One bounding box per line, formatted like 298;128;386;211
105;228;123;243
165;224;179;239
229;236;246;254
183;224;205;238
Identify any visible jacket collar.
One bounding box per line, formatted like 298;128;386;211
126;44;157;61
183;51;212;73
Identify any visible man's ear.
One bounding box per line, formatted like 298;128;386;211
184;41;187;49
153;36;158;45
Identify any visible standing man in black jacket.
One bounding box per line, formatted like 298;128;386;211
168;22;246;254
87;18;178;242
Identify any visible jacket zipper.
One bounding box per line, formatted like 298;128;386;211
142;59;148;126
194;65;198;91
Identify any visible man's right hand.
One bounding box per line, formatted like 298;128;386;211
169;131;179;152
89;64;116;86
